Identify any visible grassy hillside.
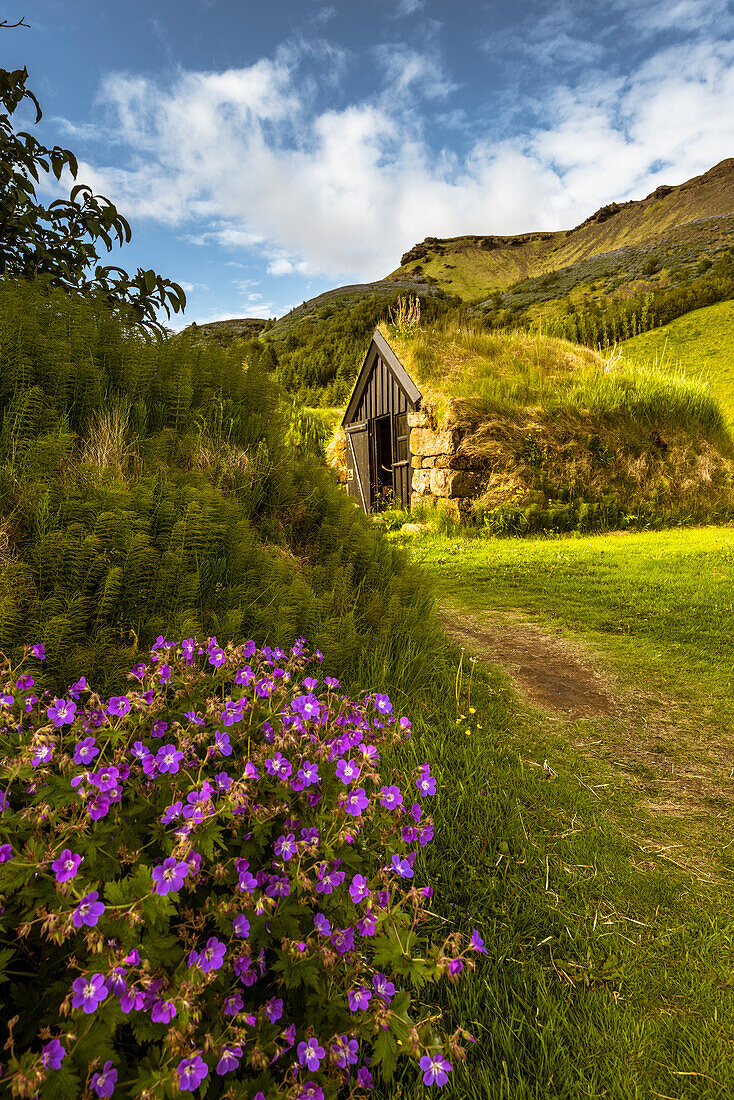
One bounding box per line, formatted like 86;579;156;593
381;319;734;532
620;298;734;418
392;158;734;300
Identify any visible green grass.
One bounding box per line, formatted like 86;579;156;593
620;299;734;419
383;525;734;1097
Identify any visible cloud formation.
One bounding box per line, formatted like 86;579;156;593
76;30;734;283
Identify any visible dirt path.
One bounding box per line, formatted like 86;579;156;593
440;602;616;720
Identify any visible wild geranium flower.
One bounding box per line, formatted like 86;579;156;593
336;758;361;784
91;766;120;793
71;973;108;1013
51;848;82;882
343;788;369;817
161;801;183;823
297;1038;325;1071
416;767;437;797
357;1066;374;1088
73;891;105;928
223;992;243;1016
177;1054;208;1092
91;1061;117;1098
214;730;233;756
314;913;331;936
120;988;145;1013
390;855;414;879
151;857;190;896
208;646;226;667
108;968;127;997
41;1039;65;1069
0;843;12;863
332;1034;359;1068
373;693;392;715
291;694;320;719
264;752;292;781
216;1046;242;1075
151;719;168;738
0;791;9;813
274;833;297;860
0;692;13;707
373;973;396;1002
378;784;403;809
264;997;283;1023
198;937;226;973
16;673;34;689
469;929;488;954
151;998;177;1023
448;958;464;976
30;643;46;659
331;926;355;955
357;911;378;937
349;874;370;903
107;696;131;717
156;744;184;773
232;914;250;937
234;666;253;685
31;741;54;766
419;1053;452;1086
347;986;372;1012
243;760;259;781
297;1086;324;1100
68;676;88;699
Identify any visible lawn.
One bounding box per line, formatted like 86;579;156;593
389;525;734;1098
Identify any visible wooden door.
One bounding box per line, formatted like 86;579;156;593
345;424;371;513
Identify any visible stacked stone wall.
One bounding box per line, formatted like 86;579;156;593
408;407;485;518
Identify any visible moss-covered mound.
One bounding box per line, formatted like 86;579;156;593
381;321;734;532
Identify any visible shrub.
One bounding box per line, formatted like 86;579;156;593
0;636;482;1098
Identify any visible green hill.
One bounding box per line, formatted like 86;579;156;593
619;299;734;419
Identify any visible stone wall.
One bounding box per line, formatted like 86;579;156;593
408;407;485;518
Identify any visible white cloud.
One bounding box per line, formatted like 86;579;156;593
393;0;426;17
73;32;734;284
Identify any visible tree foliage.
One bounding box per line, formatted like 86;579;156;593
0;66;186;333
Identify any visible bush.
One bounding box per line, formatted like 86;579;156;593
0;636;482;1098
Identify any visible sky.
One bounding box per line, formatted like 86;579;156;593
5;0;734;326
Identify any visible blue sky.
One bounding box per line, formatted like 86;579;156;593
6;0;734;325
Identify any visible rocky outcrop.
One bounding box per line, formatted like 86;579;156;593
409;403;485;513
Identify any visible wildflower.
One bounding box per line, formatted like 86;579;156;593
213;729;232;757
157;663;171;683
347;986;372;1012
45;695;74;730
108;968;127;997
16;673;34;689
51;848;82;883
349;874;370;903
357;1066;374;1088
149;995;176;1022
91;766;120;793
208;646;226;667
372;973;396;1002
32;741;54;766
124;948;140;965
274;833;297;861
177;1054;208;1092
373;693;392;715
469;929;488;954
73;891;105;928
416;767;437;797
30;643;46;659
198;937;226;973
378;784;403;809
151;857;190;896
151;719;168;738
357;911;378;937
295;760;319;787
120;988;145;1013
343;787;369;817
0;843;12;863
297;1038;325;1071
291;694;320;719
234;666;253;685
71;973;108;1013
216;1046;242;1075
0;791;9;813
448;958;463;976
41;1039;65;1070
233;914;250;937
224;992;243;1016
107;696;131;717
0;692;13;708
336;758;361;784
332;1034;359;1068
297;1085;324;1100
331;926;355;955
156;744;184;774
161;801;183;824
264;997;283;1022
390;855;413;879
419;1053;452;1087
314;913;331;936
264;752;292;780
91;1061;117;1098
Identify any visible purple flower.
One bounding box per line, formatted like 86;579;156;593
215;770;231;791
291;694;321;719
264;997;283;1023
448;957;463;976
295;760;320;788
41;1039;65;1070
419;1053;452;1087
274;833;297;861
51;848;82;883
91;766;120;793
349;874;370;904
314;913;331;936
151;998;177;1023
233;914;250;938
224;992;243;1016
234;666;253;685
16;673;34;689
216;1046;242;1075
91;1061;117;1098
31;741;54;766
336;758;361;784
296;1086;324;1100
332;1034;359;1068
373;972;396;1002
343;787;369;817
88;795;111;821
73;891;105;928
151;719;168;738
68;676;88;699
124;948;140;965
214;730;232;756
108;968;127;997
220;700;244;726
331;926;355;955
156;744;184;773
151;857;190;895
0;843;12;863
373;693;392;715
357;1066;374;1088
416;769;437;797
378;784;403;809
157;663;171;683
30;643;46;659
357;911;378;937
208;646;226;667
264;752;292;781
410;802;423;823
347;986;372;1012
177;1055;208;1092
469;929;488;954
297;1038;325;1071
161;801;183;824
107;696;131;717
120;988;145;1013
390;855;413;879
0;791;9;813
71;973;108;1013
198;937;226;973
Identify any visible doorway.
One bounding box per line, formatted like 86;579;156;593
373;414;393;508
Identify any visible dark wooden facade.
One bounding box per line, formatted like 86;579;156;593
342;330;421;513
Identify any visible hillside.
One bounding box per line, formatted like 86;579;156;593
377;320;734;533
391;158;734;300
619;298;734;418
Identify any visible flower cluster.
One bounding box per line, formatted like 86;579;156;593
0;636;483;1097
